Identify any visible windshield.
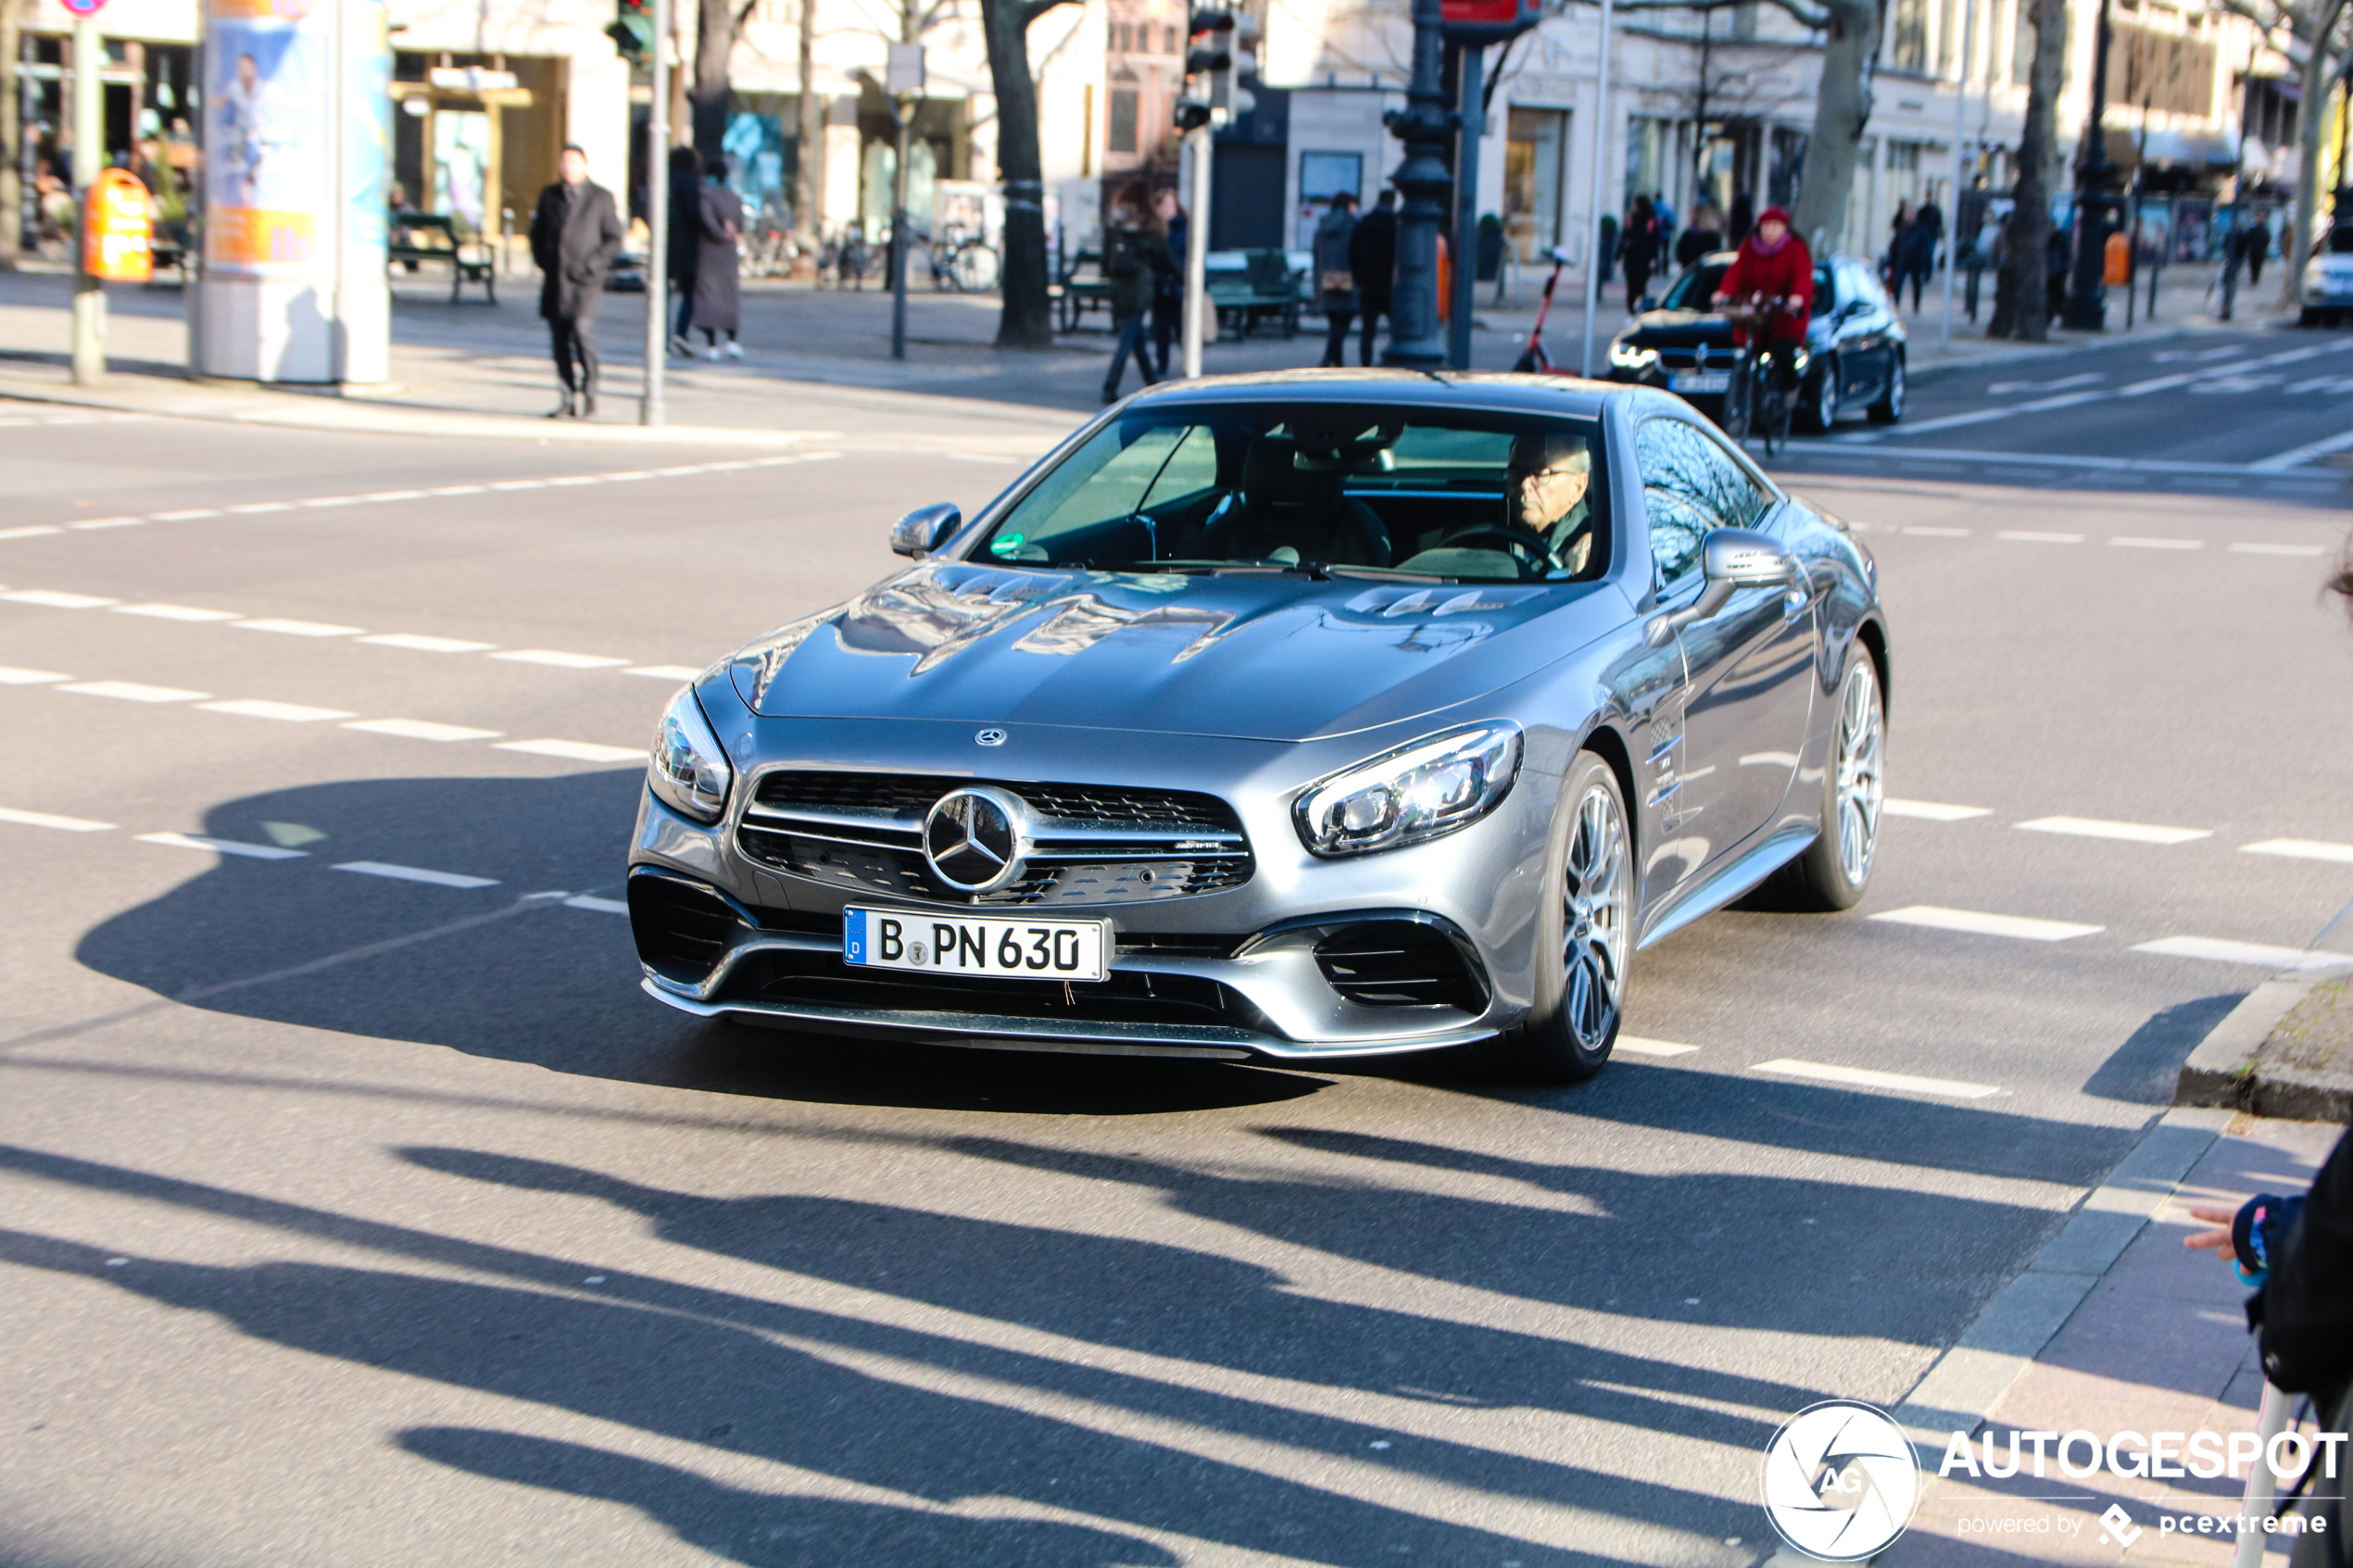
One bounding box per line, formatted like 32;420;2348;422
971;403;1611;584
1660;263;1728;311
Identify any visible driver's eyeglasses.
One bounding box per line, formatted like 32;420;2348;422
1511;465;1583;483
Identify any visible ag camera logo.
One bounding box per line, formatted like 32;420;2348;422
1761;1400;1924;1561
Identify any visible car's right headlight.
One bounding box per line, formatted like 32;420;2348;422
648;686;732;822
1609;339;1658;370
1294;722;1524;858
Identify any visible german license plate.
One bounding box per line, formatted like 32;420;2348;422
843;907;1109;982
1670;370;1730;394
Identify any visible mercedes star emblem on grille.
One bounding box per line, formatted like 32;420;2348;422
975;728;1007;746
922;786;1028;894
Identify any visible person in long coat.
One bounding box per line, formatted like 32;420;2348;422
1313;192;1359;367
530;144;624;418
1618;194;1660;307
1347;189;1399;367
692;166;745;359
666;145;702;355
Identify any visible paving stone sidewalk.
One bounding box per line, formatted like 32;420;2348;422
1892;1112;2346;1567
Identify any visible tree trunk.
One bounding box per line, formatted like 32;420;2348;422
693;0;736;165
1787;0;1880;253
796;0;823;258
981;0;1072;350
0;0;19;270
1993;0;2065;339
2286;0;2348;307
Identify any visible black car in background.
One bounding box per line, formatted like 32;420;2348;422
1604;253;1908;433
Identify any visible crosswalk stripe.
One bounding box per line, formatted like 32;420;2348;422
1869;906;2104;941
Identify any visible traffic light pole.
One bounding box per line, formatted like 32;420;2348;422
640;0;670;426
1379;0;1451;369
71;14;104;386
1182;124;1211;378
1446;42;1481;370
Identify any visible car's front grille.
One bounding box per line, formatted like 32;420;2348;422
1655;346;1724;371
737;771;1254;905
1315;921;1490;1011
718;947;1266;1033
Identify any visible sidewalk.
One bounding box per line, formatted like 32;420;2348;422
1886;1107;2344;1566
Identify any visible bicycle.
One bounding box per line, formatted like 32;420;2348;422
1719;296;1795;457
919;225;1000;294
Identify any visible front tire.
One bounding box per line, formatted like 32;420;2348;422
1474;752;1631;1084
1799;358;1839;433
1867;355;1906;423
1768;649;1884;910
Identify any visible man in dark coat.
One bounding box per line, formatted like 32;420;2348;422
1347;188;1398;367
666;145;702;354
531;144;624;418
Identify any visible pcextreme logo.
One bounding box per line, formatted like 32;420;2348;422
1761;1401;1925;1562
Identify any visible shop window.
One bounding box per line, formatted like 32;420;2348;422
1109;87;1139;155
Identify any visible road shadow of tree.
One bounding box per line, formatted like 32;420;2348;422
67;771;1326;1118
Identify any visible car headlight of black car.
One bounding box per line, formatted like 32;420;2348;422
1608;340;1658;370
648;686;733;822
1294;722;1524;858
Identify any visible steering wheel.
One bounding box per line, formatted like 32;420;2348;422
1432;525;1556;572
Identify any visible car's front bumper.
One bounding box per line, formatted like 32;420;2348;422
625;713;1563;1060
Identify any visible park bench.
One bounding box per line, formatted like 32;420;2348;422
387;211;497;304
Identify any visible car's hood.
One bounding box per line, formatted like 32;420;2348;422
1618;311;1828;349
727;562;1625;743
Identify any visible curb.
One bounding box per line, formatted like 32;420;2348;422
1886;1103;2237;1470
2175;977;2353;1123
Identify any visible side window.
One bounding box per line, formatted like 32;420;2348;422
1692;429;1776;532
1814;265;1836;313
1634;419;1718;588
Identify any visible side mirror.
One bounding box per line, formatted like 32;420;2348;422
1645;528;1798;646
889;502;963;558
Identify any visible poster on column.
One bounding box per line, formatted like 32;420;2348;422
203;0;331;276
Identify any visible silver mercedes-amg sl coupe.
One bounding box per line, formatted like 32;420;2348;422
627;370;1890;1082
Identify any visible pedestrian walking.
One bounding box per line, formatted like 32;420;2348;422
1675;202;1723;268
1349;188;1399;366
529;144;624;419
665;145;701;355
1882;200;1912;291
1312;192;1359;368
2045;223;2070;325
1966;208;2001;322
1101;179;1172;402
1728;188;1754;248
1151;186;1187;379
2242;218;2271;286
1619;194;1661;309
1894;207;1937;311
692;162;745;359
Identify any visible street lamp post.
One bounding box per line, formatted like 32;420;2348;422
640;0;670;427
1380;0;1453;369
2061;0;2116;330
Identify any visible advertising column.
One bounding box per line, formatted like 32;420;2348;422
192;0;390;384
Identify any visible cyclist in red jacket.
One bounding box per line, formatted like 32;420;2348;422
1713;206;1814;395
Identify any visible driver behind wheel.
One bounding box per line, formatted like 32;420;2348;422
1506;430;1596;575
1713;206;1814;396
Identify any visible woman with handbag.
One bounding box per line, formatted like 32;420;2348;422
1314;192;1359;369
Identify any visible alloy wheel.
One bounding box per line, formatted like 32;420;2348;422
1561;783;1632;1049
1884;359;1906;417
1834;657;1885;886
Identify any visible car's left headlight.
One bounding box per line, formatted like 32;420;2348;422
648;686;733;822
1294;722;1524;858
1609;340;1658;370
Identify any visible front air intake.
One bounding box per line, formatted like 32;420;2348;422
1314;921;1489;1011
627;874;744;985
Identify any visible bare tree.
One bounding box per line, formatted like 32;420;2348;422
1990;0;2064;336
797;0;824;259
981;0;1080;348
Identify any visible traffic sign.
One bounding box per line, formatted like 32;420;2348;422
60;0;108;16
1441;0;1540;43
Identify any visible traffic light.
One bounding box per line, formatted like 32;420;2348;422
1176;7;1230;131
1224;9;1259;119
608;0;652;68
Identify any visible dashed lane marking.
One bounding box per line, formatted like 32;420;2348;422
196;698;359;722
3;589;120;608
0;526;62;540
2228;542;2326;557
1900;526;1969;537
1883;799;1993;821
2242;838;2353;865
2109;536;2202;550
72;517;150;531
494;739;644;763
625;665;703;681
114;603;242;621
332;861;501;890
135;832;307;860
357;633;500;653
1749;1059;2003;1099
491;649;632;670
57;680;209;703
2130;936;2353;972
0;805;116;833
1995;530;2083;544
233;618;364;637
1869;905;2104;942
149;508;222;521
1616;1037;1701;1059
0;666;69;684
2014;816;2211;846
340;718;505;742
563;894;630;914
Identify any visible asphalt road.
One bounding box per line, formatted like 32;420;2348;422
0;357;2348;1568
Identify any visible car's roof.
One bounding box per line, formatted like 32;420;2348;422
1121;368;1619;420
